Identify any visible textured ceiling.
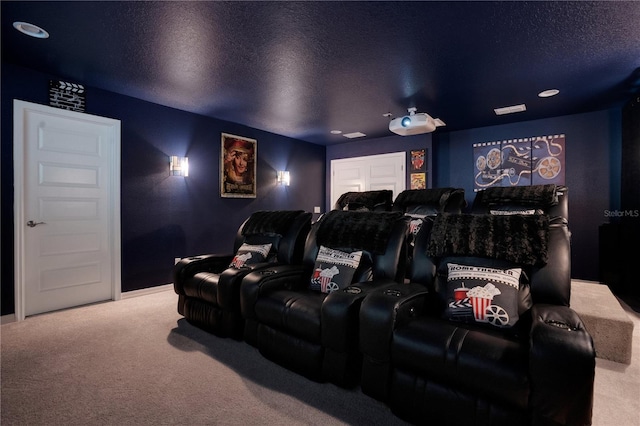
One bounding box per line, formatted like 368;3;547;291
2;1;640;145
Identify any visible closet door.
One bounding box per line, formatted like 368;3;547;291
13;100;121;320
330;152;405;208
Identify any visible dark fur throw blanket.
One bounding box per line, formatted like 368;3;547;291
336;190;392;210
478;184;558;207
241;210;305;236
316;210;405;254
427;213;549;266
393;187;461;210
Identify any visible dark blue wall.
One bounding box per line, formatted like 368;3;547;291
1;63;325;315
329;110;623;282
1;61;625;316
440;110;621;282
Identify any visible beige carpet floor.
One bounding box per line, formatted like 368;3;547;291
1;288;638;425
589;292;640;425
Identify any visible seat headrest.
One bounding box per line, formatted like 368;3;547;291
475;184;559;208
426;213;550;266
241;210;305;236
335;190;393;211
393;188;466;213
315;210;405;254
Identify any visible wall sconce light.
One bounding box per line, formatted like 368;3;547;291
277;170;290;186
170;156;189;177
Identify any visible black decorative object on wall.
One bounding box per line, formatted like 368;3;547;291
49;80;85;112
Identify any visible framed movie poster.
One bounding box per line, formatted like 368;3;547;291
411;173;426;189
221;133;257;198
410;149;426;171
409;148;428;189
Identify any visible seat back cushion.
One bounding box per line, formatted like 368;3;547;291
315;210;405;255
275;212;312;264
334;190;393;211
427;213;549;266
233;210;309;262
425;213;553;331
472;184;568;221
426;211;570;306
305;210;407;284
241;210;306;236
393;187;466;215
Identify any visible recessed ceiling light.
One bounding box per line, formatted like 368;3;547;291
343;132;366;139
13;21;49;39
494;104;527;115
538;89;560;98
330;130;342;135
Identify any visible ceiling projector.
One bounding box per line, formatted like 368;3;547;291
389;107;446;136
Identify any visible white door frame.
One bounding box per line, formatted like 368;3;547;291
13;100;122;321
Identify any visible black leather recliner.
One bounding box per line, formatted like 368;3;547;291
333;190;394;211
392;187;467;277
359;185;596;425
240;210;409;387
173;210;311;339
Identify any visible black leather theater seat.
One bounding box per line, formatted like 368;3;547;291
173;210;311;339
359;185;595;426
240;209;409;387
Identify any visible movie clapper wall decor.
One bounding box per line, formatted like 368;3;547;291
49;80;86;112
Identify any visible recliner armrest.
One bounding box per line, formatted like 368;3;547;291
217;262;273;310
359;282;430;401
529;304;595;426
239;265;307;320
173;253;234;295
321;278;397;351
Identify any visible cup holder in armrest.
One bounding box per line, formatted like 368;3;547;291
383;289;402;297
544;319;577;331
344;287;362;295
258;269;276;275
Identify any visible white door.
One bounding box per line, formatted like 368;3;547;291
330;152;406;208
331;158;366;201
13;100;121;320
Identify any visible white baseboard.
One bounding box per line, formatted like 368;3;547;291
1;285;174;323
121;283;174;299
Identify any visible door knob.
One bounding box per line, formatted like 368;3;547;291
26;220;46;227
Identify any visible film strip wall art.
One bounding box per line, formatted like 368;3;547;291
473;134;565;191
49;80;86;112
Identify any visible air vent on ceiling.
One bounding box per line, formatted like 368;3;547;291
343;132;367;139
494;104;526;115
